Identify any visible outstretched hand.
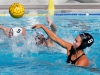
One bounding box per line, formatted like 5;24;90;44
31;24;43;29
46;15;52;26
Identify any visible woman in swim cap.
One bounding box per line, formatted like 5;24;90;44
0;26;26;38
33;15;57;47
34;32;47;45
32;24;94;67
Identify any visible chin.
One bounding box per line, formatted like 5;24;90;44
73;46;77;49
73;45;75;48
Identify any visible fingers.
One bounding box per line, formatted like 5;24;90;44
46;15;52;26
31;24;42;29
31;24;43;30
46;15;49;22
31;25;36;29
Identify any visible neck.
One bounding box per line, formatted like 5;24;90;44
75;49;84;57
71;46;84;55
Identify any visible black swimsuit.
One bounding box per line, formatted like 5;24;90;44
67;47;85;65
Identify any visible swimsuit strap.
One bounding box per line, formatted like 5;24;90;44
67;47;85;65
71;53;85;64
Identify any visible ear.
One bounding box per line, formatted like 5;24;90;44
80;41;88;49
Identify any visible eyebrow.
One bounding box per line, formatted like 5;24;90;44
75;38;81;42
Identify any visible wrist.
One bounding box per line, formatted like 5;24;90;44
41;24;44;28
3;28;6;31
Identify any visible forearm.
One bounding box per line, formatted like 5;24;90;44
50;23;57;33
41;25;72;50
32;24;72;49
0;26;7;35
0;26;5;31
41;25;57;42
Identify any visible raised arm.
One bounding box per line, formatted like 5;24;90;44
32;24;72;50
46;15;57;33
50;23;57;33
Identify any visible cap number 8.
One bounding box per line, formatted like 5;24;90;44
88;39;93;44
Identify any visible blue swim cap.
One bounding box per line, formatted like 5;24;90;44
78;33;94;49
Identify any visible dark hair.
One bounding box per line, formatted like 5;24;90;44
77;33;94;49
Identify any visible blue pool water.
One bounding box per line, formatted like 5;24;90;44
0;10;100;75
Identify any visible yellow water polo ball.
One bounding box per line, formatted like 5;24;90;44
9;3;25;18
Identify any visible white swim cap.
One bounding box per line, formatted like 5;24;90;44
12;27;22;37
36;32;43;36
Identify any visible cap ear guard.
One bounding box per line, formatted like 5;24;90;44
88;38;94;46
84;33;94;47
78;33;94;49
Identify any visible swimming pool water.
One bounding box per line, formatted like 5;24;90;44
0;10;100;75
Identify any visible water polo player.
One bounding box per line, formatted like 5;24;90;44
33;15;57;47
0;26;26;38
34;31;47;45
32;24;94;67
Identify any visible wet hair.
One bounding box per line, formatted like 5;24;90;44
77;33;94;50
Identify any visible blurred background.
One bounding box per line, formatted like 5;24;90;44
0;0;100;4
0;0;100;10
